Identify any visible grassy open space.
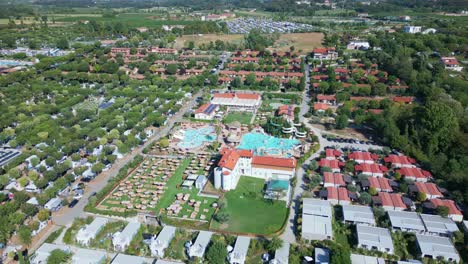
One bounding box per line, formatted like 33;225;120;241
223;111;253;125
269;32;324;54
55;13;198;27
211;177;288;235
174;34;244;49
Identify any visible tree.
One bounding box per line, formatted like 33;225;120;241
206;241;228;264
214;209;230;223
166;64;178;75
416;192;427;202
18;226;32;246
344;160;355;173
56;38;69;49
308;160;318;171
22;203;38;217
47;249;71;264
37;209;50;222
368;187;378;196
335;114;349;129
267;237;283;252
159;138;169;148
91;162;105;174
359;192;372;205
436;206;449;217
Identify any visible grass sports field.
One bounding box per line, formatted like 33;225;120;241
223;111;253;125
211;177;288;235
269;32;324;54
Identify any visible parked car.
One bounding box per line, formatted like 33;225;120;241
69;199;79;208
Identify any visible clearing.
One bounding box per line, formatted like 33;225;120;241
211;177;288;235
269;32;324;54
223;112;253;125
174;34;244;49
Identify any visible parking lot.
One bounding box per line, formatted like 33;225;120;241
322;135;384;151
227;18;314;34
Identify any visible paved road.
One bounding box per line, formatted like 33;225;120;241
52;91;202;227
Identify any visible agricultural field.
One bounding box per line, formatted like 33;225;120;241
174;34;244;49
269;32;324;53
211;177;288;235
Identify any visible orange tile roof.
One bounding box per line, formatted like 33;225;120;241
431;199;462;215
323;172;345;186
314;103;330;111
368;177;392;192
251;156;296;168
397;167;432;179
415;182;442;197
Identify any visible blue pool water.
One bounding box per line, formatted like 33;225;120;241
237;132;299;156
267;179;290;191
0;60;29;67
178;126;216;149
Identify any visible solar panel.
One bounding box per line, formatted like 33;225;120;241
204;104;217;114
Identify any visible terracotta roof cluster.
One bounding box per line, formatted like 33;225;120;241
430;199;462;216
277;105;295;118
378;192;406;209
325;149;342;158
414;182;442;197
327;187;350;201
368;177;393;192
355;163;388;174
213;93;260;100
393;96;415;104
323;172;345;186
313;47;336;54
218;148;295;170
319;158;344;169
348;151;379;162
384;155;415;166
397;167;432;180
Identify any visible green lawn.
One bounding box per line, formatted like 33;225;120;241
211;177;288;235
223;112;253;125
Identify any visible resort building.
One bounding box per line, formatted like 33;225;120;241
397;167;432;182
301;199;333;241
384;154;416;168
322;172;346;187
413;182;443;199
342;204;376;226
211;93;261;111
346;41;370;50
440;57;463;72
277;105;296;121
429;199;463;222
325;187;350;205
228;236;250;264
416;234;460;262
348;151;378;164
194;104;218;120
356;225;394;254
312;47;338;61
351;254;385;264
388;211;426;233
355;163;388;177
76;217;108;246
378;192;407;211
214;148;296;191
113;222;141;252
188;231;213;259
365;177;393;192
150;225;177;257
313;103;330;113
316;94;337;105
420;214;459;237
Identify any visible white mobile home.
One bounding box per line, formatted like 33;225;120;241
150;225;177;257
113;222;141;252
76;217;108;246
228;236;250;264
188;231;213;259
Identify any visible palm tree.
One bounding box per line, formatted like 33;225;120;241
267;237;283;252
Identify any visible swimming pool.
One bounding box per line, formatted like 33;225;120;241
177;126;216;149
237;132;299;156
267;179;290;191
0;60;31;67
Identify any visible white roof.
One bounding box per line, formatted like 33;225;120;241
113;222;140;246
342;204;375;225
272;242;289;264
71;248;107;264
357;225;394;252
302;214;333;239
76;217;108;244
420;214;459;235
351;254;385;264
230;236;250;263
416;234;460;262
189;231;213;258
44;197;62;209
27;197;39;206
32;243;71;264
302;198;332;217
155;225;177;245
388;210;425;232
155;260;185;264
112;253;154;264
314;248;330;264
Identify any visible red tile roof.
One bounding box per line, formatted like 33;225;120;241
252;156;296;168
218;148;240;170
414;182;442;197
317;94;336;101
384;155;415;165
278;105;296;117
194;104;209;114
397;167;432;180
314;103;330;111
431;199;462;216
325;149;342;158
355;164;388;174
327;187;350;201
348;151;378;162
323;172;345;186
319;159;344;169
393;96;415;103
378;192;406;209
213;93;260;100
313;47;335;54
368;177;393;192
